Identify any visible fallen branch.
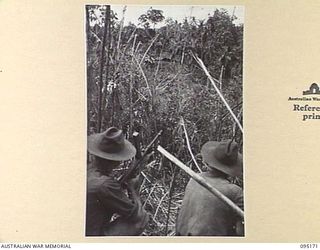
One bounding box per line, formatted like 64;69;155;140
157;145;244;219
143;183;158;207
153;191;169;220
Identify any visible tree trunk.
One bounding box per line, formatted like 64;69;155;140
97;5;111;132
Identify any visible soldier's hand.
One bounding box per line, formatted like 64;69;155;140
127;180;149;230
127;175;141;193
141;151;154;166
103;194;149;236
130;200;149;229
103;210;149;236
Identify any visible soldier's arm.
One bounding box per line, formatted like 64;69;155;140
97;177;138;218
97;177;148;236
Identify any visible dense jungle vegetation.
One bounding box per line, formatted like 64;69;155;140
86;5;243;235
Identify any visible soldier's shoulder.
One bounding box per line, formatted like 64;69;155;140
226;182;243;197
87;169;114;189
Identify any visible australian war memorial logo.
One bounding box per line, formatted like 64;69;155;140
288;83;320;121
303;83;320;95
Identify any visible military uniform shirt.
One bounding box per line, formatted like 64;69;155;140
85;166;138;236
176;172;244;236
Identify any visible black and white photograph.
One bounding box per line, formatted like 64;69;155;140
85;5;244;237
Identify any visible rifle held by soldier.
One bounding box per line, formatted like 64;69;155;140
119;130;163;184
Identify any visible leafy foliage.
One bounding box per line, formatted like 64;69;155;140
138;8;165;28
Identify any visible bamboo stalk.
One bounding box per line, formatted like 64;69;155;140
233;106;243;138
180;118;202;172
128;32;136;138
192;53;243;133
114;29;137;73
181;44;185;65
133;55;152;97
135;41;141;53
219;65;224;90
216;65;224;140
116;6;127;53
139;34;159;66
153;47;163;81
90;30;102;43
157;145;244;219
